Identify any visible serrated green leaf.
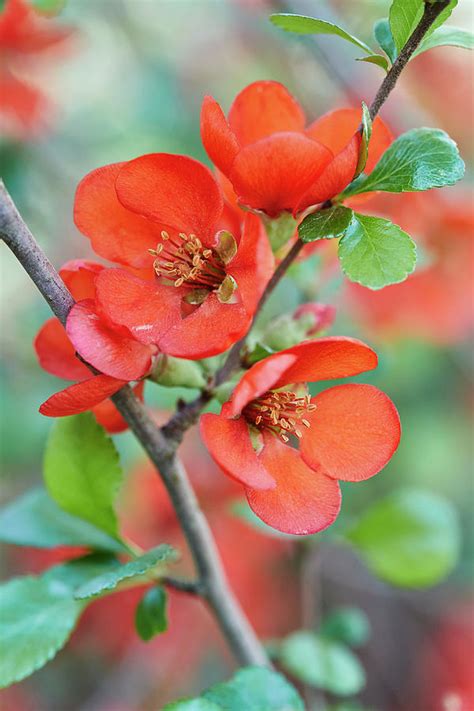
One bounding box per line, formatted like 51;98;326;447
0;554;118;688
135;586;168;641
299;206;354;243
346;489;461;588
345;128;464;197
414;25;474;56
43;412;123;539
390;0;458;54
355;102;372;177
320;607;370;648
279;631;366;696
0;488;126;553
338;213;416;290
355;54;389;71
374;18;397;63
270;14;374;54
75;545;178;600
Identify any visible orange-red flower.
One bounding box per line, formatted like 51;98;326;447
201;338;400;535
74;155;274;359
35;260;149;428
201;80;393;218
0;0;73;138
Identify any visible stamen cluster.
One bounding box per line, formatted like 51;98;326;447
149;230;226;289
243;390;316;442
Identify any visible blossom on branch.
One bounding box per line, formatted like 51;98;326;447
201;80;393;218
201;338;400;535
74;155;274;359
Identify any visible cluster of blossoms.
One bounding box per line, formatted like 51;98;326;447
35;80;401;534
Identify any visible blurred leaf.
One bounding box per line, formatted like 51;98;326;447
30;0;66;14
414;26;474;56
270;14;373;54
355;54;389;71
75;545;178;600
338;214;416;289
374;18;397;63
320;607;370;647
164;667;304;710
344;128;465;196
264;211;298;253
299;206;354;243
0;554;117;688
346;489;461;587
355;102;373;177
279;631;366;696
245;342;277;366
0;488;126;553
389;0;457;53
43;413;123;539
135;586;168;641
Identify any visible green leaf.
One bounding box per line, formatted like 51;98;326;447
264;211;298;253
0;554;118;688
0;488;126;553
390;0;458;54
374;18;397;63
75;545;178;599
163;667;304;711
43;412;123;539
270;14;374;54
135;586;168;641
355;102;372;177
344;128;465;196
299;206;354;243
30;0;66;13
355;54;389;71
414;25;474;56
346;489;461;588
320;607;371;648
279;631;366;696
338;213;416;290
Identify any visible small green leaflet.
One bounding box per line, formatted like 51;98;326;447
344;128;464;197
346;489;461;588
355;102;372;177
164;666;305;711
355;54;389;72
43;412;123;539
299;206;354;243
278;631;366;696
389;0;458;54
374;18;397;64
75;545;178;600
414;25;474;57
338;213;416;290
0;488;126;553
320;607;370;648
270;14;374;55
135;586;168;641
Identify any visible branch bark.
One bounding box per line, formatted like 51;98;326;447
0;180;269;669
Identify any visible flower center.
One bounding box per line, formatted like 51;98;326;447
243;390;316;443
149;230;226;290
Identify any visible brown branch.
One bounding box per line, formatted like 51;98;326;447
0;180;270;669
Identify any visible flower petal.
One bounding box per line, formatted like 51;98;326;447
160;292;251;360
59;260;103;301
307;108;394;174
115;154;223;243
93;381;144;434
95;268;182;346
66;300;154;380
201;95;240;175
270;337;378;389
228;80;306;146
300;384;401;481
39;375;126;417
230;353;298;417
200;413;275;490
246;434;341;535
74;163;162;268
34;318;90;381
227;213;274;315
230;132;333;217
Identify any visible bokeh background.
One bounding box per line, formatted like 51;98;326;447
1;1;473;710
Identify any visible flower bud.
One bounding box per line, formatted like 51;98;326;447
259;303;336;351
150;354;206;389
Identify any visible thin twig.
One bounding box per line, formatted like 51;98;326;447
0;180;269;669
161;576;203;595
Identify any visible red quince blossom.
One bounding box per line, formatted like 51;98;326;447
35;260;149;428
201;338;400;535
73;155;274;360
201;80;393;218
0;0;73;138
